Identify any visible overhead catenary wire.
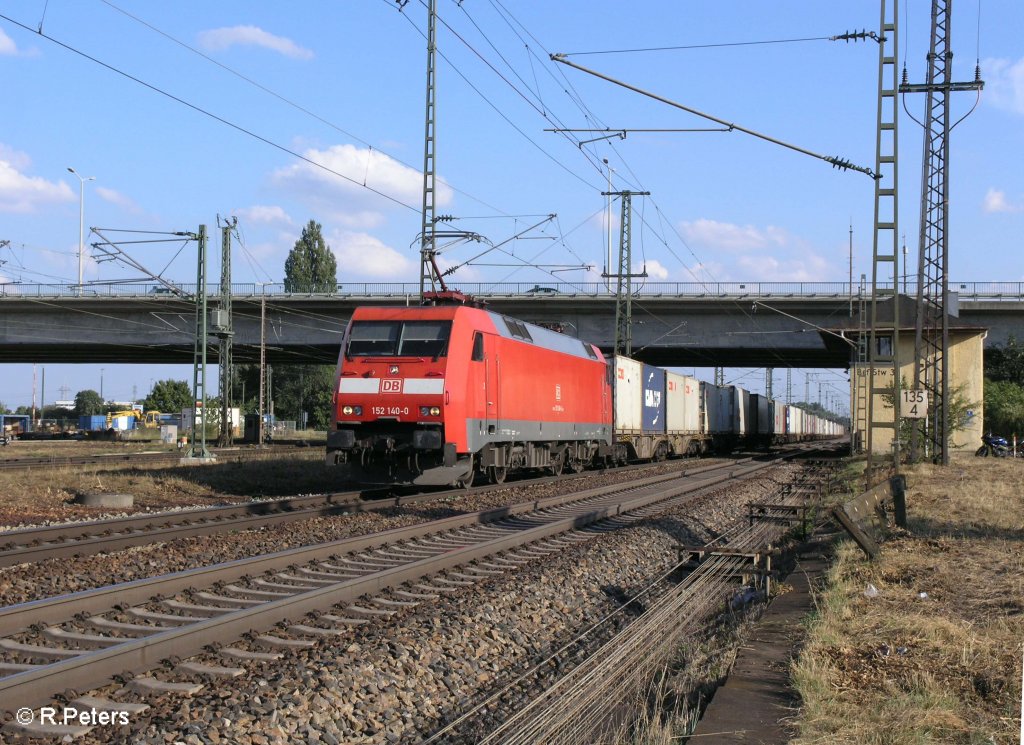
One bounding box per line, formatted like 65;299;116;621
96;0;513;221
0;12;422;215
561;35;837;57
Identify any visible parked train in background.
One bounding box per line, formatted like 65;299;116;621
326;304;845;486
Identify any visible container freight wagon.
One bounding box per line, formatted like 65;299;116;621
328;304;612;486
749;394;772;448
610;356;672;461
610;361;708;460
665;371;707;455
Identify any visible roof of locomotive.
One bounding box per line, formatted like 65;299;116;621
348;305;605;363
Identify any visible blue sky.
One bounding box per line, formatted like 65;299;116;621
1;1;1021;412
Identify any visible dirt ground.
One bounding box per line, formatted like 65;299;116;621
791;455;1024;744
0;445;348;528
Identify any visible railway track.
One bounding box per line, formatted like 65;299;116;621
0;458;733;568
0;443;317;472
0;449;806;736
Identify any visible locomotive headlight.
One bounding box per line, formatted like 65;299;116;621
419;406;442;417
342;405;353;415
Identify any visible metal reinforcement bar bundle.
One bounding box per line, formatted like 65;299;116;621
467;484;816;744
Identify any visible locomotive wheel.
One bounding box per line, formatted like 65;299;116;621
489;466;507;485
455;469;475;488
549;454;564;476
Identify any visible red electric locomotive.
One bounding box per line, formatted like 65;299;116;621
326;304;613;486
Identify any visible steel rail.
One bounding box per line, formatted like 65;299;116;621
0;444;312;472
0;458;736;568
0;455;788;716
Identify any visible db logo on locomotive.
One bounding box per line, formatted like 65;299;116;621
381;379;403;394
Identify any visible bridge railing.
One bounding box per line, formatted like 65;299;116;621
1;281;1023;299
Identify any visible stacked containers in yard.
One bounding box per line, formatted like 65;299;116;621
665;372;701;433
612;355;643;434
641;364;667;434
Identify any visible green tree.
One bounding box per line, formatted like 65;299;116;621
276;219;337;429
984;336;1024;385
74;389;105;416
983;379;1024;436
0;401;10;415
283;220;337;294
144;379;194;414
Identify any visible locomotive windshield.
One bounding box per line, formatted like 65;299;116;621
347;320;452;358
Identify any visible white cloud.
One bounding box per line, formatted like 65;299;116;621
329;230;415;279
734;252;828;282
0;155;74;213
273;144;451;228
95;186;140;212
0;28;17;56
982;56;1024;115
983;187;1023;214
679;218;789;252
0;144;31;171
235;205;293;226
197;26;313;60
636;258;669;280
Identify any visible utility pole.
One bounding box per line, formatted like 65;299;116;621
601;190;649;356
786;368;792;404
902;0;983;466
215;218;236;447
765;367;774;400
185;225;213;460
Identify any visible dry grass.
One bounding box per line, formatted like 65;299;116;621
0;450;350;527
791;455;1024;745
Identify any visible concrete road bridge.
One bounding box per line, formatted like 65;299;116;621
0;281;1019;368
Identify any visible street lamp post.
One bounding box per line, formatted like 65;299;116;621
67;167;95;294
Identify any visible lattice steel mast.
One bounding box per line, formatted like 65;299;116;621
418;0;444;300
601;191;648;356
186;225;212;459
865;0;901;484
216;218;236;447
902;0;983;465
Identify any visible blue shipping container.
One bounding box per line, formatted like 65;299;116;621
641;364;666;433
79;415;108;430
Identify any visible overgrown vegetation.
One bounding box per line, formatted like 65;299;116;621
984;335;1024;436
791;458;1023;744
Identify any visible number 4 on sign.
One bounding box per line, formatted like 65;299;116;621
901;389;928;419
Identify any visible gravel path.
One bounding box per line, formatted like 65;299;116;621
65;462;802;745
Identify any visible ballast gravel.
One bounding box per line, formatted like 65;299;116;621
69;462;802;745
0;460;717;607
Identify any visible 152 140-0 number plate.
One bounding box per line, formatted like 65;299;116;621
372;407;410;416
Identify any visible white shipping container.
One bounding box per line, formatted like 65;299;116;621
734;387;751;436
790;407;805;436
666;372;701;433
773;400;786;436
612;355;643;433
701;383;721;434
